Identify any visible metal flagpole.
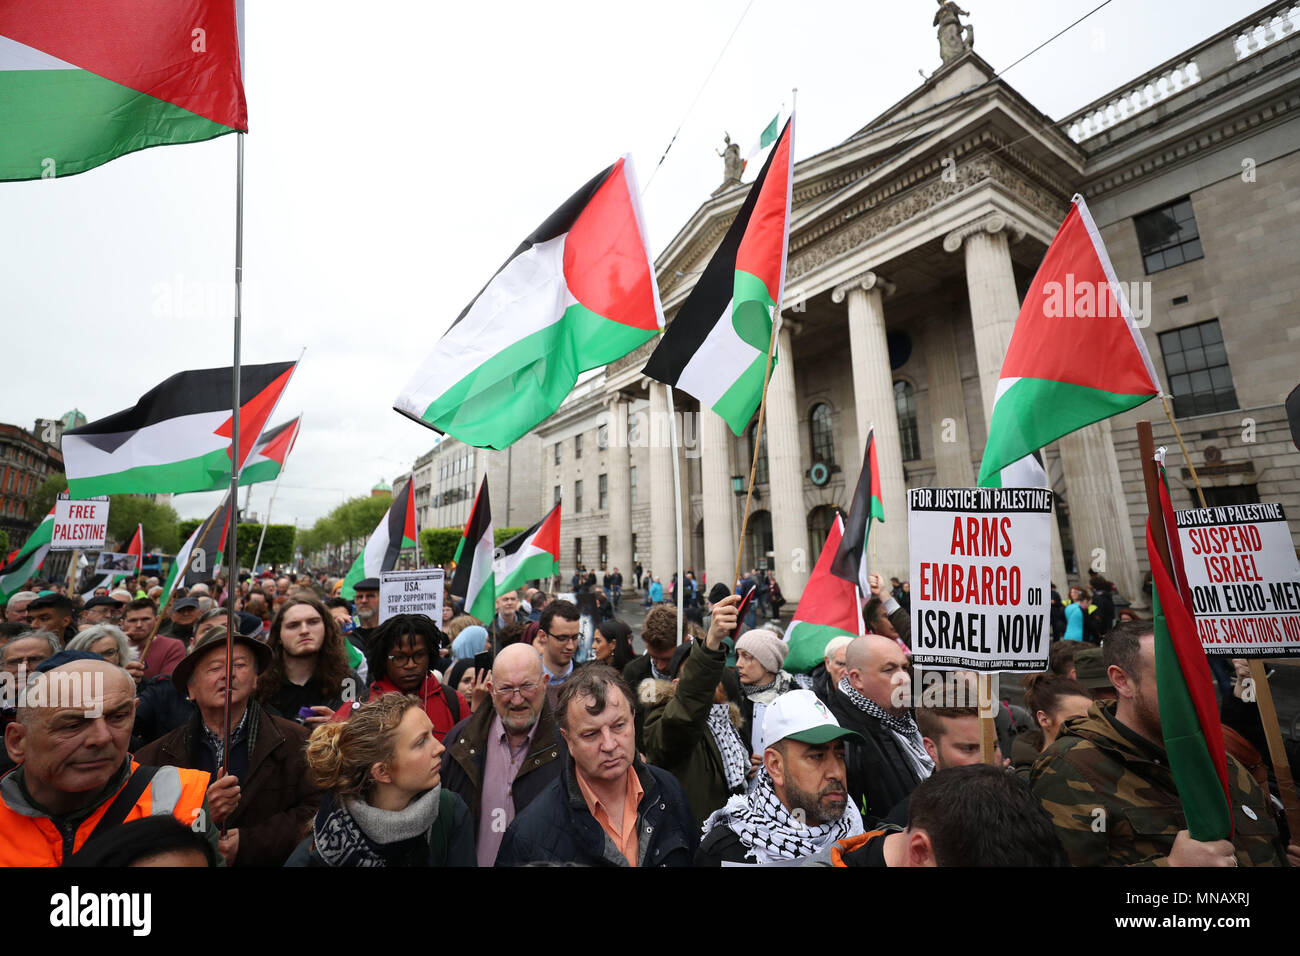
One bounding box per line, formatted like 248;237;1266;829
665;384;684;645
223;131;245;783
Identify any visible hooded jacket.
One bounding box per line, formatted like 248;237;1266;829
640;638;745;827
1029;700;1281;866
368;672;466;743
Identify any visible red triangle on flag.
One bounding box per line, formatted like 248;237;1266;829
214;366;297;472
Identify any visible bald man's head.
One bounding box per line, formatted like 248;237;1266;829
844;634;911;714
492;642;546;735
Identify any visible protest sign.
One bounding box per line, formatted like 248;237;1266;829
909;487;1053;672
1175;502;1300;657
379;568;445;625
51;493;110;550
95;551;139;573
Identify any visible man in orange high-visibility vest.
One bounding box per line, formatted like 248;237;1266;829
0;653;215;866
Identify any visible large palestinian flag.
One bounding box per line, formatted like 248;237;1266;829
0;506;55;602
395;156;663;449
0;1;247;181
449;477;495;623
977;195;1160;485
643;117;793;435
494;503;561;596
1148;449;1232;841
340;479;417;600
830;425;884;597
238;416;301;486
63;362;296;498
161;494;233;604
784;514;864;674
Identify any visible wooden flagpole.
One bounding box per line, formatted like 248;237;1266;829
1157;400;1300;837
666;384;684;645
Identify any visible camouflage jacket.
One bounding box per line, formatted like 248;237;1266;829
1029;700;1281;867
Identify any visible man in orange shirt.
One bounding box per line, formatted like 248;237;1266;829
494;665;696;867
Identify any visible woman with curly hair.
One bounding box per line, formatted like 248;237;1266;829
286;693;475;866
258;595;359;726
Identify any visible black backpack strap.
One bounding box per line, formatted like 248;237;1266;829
68;765;160;863
442;683;461;724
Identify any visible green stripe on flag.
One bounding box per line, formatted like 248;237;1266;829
339;552;366;601
69;447;234;498
497;551;558;597
713;269;777;435
785;620;856;674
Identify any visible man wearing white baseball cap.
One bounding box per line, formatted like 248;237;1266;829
696;689;865;866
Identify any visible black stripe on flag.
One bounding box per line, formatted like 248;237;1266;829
66;362;295;447
830;430;872;588
382;479;414;570
450;478;492;599
447;162;618;331
183;492;233;588
643;119;791;385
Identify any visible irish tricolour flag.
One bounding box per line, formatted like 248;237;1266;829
494;503;562;596
449;478;495;623
978;195;1160;485
62;362;296;498
0;1;247;181
395;156;663;450
0;506;55;602
340;479;417;600
644;117;793;434
783;514;864;674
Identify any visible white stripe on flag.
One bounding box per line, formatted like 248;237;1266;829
0;36;78;71
63;411;230;477
674;298;763;411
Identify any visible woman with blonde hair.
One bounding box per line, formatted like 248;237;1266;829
286;693;475;866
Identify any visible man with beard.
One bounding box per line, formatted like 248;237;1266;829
442;643;565;866
697;689;863;866
256;596;359;726
349;578;381;652
158;597;202;644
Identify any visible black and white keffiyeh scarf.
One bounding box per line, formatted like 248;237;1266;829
312;786;442;867
838;676;935;780
739;670;796;705
706;703;749;793
702;769;863;864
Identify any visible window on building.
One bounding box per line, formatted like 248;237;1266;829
629;466;638;504
598;474;608;510
1134;197;1203;274
631;533;638;562
599;535;608;567
748;421;769;485
894;380;920;461
554;443;561;466
1158;320;1237;417
809;403;835;467
554;484;562;505
1202;484;1259;508
575;537;583;565
575;479;583;513
575;433;583;459
597;421;609;448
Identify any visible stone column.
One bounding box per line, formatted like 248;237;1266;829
699;408;736;594
647;381;678;590
763;323;810;602
832;272;908;580
604;396;634;592
1056;419;1145;604
943;214;1026;427
919;317;975;487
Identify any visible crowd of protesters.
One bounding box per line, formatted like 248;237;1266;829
0;557;1295;870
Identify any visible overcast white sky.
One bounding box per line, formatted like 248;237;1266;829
0;0;1269;532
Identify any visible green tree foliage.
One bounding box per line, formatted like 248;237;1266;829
0;529;8;556
296;493;395;564
107;495;180;554
175;520;296;568
27;473;65;522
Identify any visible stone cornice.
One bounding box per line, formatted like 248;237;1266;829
941;211;1027;253
830;272;895;302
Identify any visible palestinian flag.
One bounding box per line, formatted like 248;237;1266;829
0;506;55;602
784;514;864;674
0;1;247;181
830;425;884;596
340;479;417;600
494;503;561;596
63;361;297;498
81;523;144;600
161;493;232;604
977;195;1161;485
449;477;495;623
395;156;663;450
238;416;302;486
644;117;793;435
1147;449;1232;841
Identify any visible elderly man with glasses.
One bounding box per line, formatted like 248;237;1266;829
441;643;566;867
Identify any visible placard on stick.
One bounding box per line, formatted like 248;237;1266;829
1175;502;1300;657
379;568;445;625
909;487;1053;672
51;493;110;550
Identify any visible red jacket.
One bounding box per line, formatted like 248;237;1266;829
369;673;467;742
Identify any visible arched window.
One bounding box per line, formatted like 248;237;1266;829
894;380;920;461
748;421;770;485
808;403;835;467
807;505;838;558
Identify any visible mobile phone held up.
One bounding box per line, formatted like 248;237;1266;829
731;587;756;639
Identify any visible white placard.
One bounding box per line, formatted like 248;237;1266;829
1175;502;1300;658
379;568;445;625
908;487;1053;672
51;493;110;550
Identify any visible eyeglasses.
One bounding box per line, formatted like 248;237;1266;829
387;650;429;666
493;681;541;699
547;634;580;645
